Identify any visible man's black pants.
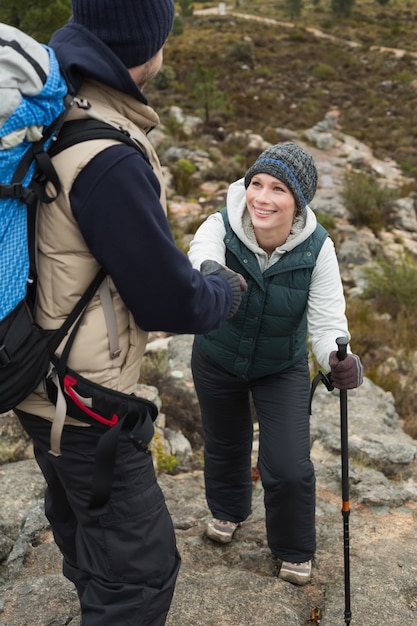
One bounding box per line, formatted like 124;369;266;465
16;410;180;626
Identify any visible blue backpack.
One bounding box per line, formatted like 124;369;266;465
0;24;158;509
0;23;70;320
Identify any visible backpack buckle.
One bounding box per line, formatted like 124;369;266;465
0;182;23;199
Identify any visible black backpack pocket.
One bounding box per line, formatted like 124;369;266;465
0;301;56;413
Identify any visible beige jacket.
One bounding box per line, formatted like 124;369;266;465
18;80;166;422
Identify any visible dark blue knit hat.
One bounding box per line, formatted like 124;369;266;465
72;0;175;68
244;142;318;216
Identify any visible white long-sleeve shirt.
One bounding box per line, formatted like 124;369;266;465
188;178;350;370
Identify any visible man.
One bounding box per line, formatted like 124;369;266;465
14;1;243;624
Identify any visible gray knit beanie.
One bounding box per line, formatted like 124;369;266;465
244;143;318;215
71;0;175;68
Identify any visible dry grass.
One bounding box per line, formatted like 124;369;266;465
148;1;417;180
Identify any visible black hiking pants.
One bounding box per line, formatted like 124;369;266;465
16;410;180;626
191;342;316;563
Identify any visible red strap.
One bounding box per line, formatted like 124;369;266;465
64;375;119;427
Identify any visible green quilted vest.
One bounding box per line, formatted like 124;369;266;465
195;208;328;379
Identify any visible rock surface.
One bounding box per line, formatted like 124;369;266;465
2;335;417;625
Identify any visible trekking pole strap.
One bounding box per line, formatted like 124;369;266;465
309;370;334;414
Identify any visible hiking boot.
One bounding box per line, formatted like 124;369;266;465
206;518;239;544
278;560;312;585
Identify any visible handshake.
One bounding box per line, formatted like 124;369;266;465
200;260;247;319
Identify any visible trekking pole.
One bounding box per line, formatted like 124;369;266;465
336;336;352;625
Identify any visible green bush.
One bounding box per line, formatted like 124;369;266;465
178;0;193;18
172;15;184;36
150;434;179;473
331;0;354;17
394;69;416;83
347;293;417;439
312;63;335;79
342;170;400;233
202;155;247;185
140;350;167;386
362;252;417;315
172;158;197;195
315;211;336;231
152;65;176;90
229;41;254;66
348;252;417;436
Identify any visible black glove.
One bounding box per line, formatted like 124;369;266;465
329;351;363;390
200;260;247;319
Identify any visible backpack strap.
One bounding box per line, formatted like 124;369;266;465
98;280;121;359
45;117;149;363
47;267;107;456
48;118;149;162
48;268;108;357
6;94;75;207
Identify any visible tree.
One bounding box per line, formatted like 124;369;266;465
331;0;355;17
0;0;71;42
285;0;303;19
188;63;230;125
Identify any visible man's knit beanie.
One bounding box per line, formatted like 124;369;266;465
71;0;175;68
244;142;318;215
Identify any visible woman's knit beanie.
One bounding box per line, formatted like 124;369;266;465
244;142;318;215
71;0;175;68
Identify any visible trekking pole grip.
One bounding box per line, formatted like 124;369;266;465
336;336;349;362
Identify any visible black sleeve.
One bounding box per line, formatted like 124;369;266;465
69;144;233;333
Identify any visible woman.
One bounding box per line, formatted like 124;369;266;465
188;142;363;585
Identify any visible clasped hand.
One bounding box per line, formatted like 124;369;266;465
329;352;363;390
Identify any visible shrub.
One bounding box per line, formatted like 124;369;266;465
171;158;197;195
315;211;336;231
361;252;417;316
331;0;354;17
394;69;416;84
202;156;246;185
229;41;254;66
140;350;168;389
172;15;184;36
347;253;417;438
312;63;336;79
378;365;417;440
165;115;189;142
152;65;176;90
150;434;179;473
178;0;193;18
342;170;400;233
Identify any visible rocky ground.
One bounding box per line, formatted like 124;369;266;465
2;334;417;625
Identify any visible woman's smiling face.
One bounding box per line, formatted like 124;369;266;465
246;172;297;241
